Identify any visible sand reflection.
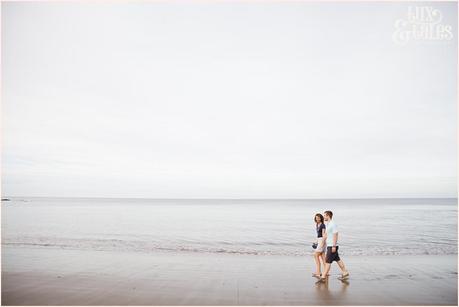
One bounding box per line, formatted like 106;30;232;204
314;277;349;304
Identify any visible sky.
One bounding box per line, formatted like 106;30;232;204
2;1;457;198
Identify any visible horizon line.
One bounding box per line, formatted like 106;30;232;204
2;196;458;200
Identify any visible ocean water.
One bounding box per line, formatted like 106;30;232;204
1;198;457;257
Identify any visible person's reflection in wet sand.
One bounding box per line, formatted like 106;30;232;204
314;277;349;304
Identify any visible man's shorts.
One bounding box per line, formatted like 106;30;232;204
325;246;341;263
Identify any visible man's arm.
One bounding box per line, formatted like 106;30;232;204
333;232;338;246
332;232;338;252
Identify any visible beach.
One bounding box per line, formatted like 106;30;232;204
2;246;457;305
2;198;457;305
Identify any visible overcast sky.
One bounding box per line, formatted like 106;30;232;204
2;2;457;198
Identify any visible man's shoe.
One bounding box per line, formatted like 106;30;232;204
337;272;349;280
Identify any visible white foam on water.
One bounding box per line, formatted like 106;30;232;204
2;198;457;256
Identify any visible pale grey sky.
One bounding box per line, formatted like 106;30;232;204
2;2;457;198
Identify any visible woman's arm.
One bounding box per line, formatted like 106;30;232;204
318;226;326;248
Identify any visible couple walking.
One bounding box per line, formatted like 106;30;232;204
312;210;349;282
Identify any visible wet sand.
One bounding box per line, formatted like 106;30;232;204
2;246;457;305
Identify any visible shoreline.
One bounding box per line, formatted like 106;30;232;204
2;246;457;305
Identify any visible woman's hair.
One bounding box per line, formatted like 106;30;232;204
314;213;324;224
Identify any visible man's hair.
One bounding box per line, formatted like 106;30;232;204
324;210;333;219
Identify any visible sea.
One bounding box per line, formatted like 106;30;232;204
2;197;457;257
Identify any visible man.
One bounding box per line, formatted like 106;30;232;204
318;210;349;282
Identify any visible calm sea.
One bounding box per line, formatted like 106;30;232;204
2;198;457;256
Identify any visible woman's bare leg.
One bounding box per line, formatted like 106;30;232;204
320;252;326;274
313;253;321;275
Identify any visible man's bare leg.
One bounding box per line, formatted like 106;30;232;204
337;260;349;278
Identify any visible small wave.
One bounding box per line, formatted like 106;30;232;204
2;237;457;257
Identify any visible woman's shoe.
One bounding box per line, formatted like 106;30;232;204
315;277;327;284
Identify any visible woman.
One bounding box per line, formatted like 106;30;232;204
312;213;326;278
